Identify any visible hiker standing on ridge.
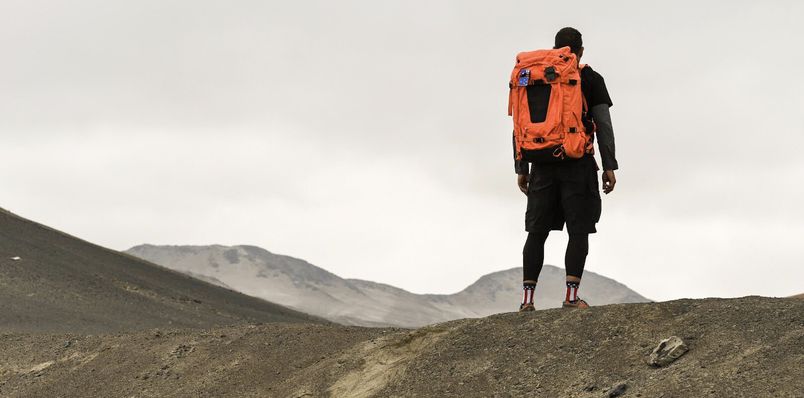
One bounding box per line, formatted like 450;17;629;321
509;27;618;311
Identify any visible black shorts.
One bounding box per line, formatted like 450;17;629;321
525;155;602;234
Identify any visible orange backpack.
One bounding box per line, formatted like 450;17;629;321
508;47;594;162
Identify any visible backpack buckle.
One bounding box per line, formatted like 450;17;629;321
544;66;557;82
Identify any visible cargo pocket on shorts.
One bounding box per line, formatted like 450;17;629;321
587;167;602;224
527;170;551;194
588;171;601;198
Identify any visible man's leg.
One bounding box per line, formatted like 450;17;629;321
520;230;550;311
564;232;589;306
558;157;599;308
522;163;560;312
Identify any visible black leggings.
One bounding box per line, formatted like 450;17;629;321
523;231;589;281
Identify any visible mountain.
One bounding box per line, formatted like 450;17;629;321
1;297;800;397
0;208;321;334
126;244;650;328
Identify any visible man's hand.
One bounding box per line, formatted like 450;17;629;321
602;170;616;194
517;174;528;195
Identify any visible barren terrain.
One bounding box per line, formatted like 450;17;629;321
1;297;801;398
1;208;801;397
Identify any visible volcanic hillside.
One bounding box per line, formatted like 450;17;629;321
0;208;320;334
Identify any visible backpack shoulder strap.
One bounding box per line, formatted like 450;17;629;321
579;64;590;112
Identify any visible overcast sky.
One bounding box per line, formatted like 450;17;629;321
2;1;802;301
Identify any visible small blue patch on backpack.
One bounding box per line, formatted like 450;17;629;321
518;69;530;86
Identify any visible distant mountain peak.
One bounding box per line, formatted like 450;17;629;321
128;244;650;328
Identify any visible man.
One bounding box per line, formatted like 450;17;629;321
516;27;618;311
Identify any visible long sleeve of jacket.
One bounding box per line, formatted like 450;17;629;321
513;133;529;175
590;104;619;171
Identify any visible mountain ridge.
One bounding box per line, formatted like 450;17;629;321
127;244;650;327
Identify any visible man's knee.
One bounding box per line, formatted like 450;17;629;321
524;232;547;256
568;233;589;255
528;230;550;243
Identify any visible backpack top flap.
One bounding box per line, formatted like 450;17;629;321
510;47;579;86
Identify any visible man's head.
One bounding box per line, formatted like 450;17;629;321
554;27;584;61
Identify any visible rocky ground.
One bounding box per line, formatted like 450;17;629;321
1;208;801;397
1;296;801;398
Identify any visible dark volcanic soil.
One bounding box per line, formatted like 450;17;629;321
0;208;320;334
1;297;801;398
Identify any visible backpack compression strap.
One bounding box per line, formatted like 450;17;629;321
508;83;514;116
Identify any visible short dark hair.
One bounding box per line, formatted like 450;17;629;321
554;27;583;53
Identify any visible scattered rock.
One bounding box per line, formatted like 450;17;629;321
155;365;172;378
649;336;689;367
10;256;21;261
172;344;195;358
608;382;628;397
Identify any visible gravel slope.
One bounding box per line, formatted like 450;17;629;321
0;296;800;398
0;208;321;334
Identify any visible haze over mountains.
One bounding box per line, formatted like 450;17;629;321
127;244;650;327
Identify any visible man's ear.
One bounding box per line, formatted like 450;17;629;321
577;47;584;60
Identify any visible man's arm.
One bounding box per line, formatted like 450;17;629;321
590;103;618;171
513;134;529;175
513;134;529;194
590;103;618;194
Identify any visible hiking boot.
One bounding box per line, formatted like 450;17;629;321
561;298;590;309
518;303;535;312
